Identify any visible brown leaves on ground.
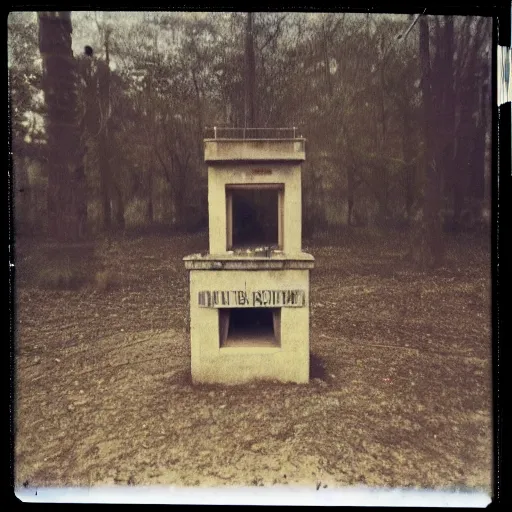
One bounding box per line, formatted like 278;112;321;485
14;230;492;492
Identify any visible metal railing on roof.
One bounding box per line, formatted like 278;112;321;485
204;127;302;140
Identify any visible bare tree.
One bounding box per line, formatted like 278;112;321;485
410;15;444;268
97;26;113;231
38;11;86;240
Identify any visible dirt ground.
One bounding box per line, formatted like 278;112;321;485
13;229;493;493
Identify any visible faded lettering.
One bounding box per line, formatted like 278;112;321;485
198;289;306;308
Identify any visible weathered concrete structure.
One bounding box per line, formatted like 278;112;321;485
184;131;314;384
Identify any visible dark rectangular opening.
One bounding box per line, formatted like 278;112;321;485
226;185;283;250
219;308;281;348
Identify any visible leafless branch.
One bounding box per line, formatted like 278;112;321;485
258;14;288;52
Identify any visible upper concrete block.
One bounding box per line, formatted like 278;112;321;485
204;138;306;163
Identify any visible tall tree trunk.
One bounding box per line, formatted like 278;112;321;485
245;12;257;128
347;165;355;226
452;17;487;230
147;155;154;224
482;55;491;214
468;57;489;202
146;67;155;226
401;108;415;224
38;11;85;241
174;172;186;230
112;183;125;230
191;66;205;139
436;16;456;230
14;156;31;234
170;152;187;230
411;16;444;268
322;21;333;98
77;47;100;234
98;30;111;231
311;166;326;230
453;83;474;231
441;16;455;191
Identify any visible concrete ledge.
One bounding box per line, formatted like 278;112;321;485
204;139;306;162
184;252;315;270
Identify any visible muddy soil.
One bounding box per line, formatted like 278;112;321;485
13;230;492;492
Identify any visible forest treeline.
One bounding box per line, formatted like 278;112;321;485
9;11;491;266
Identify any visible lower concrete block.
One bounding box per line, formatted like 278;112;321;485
188;268;311;384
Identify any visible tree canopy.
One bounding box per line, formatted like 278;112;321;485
9;11;491;263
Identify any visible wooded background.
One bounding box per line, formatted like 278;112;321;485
9;11;492;268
